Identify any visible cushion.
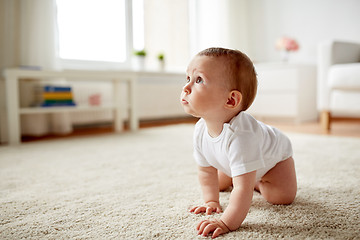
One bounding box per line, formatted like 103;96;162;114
328;63;360;90
330;90;360;116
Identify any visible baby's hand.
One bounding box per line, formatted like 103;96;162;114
196;218;230;238
189;201;222;215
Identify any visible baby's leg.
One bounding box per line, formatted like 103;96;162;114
255;157;297;205
218;171;232;191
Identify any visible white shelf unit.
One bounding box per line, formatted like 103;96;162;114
3;68;187;145
3;68;143;145
248;63;317;122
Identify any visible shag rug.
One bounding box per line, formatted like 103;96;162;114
0;124;359;240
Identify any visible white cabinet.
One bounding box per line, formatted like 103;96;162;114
247;63;317;122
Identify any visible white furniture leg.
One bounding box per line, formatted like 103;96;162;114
5;74;20;145
128;77;138;131
113;79;124;132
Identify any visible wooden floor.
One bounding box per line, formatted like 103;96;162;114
264;117;360;138
18;116;360;143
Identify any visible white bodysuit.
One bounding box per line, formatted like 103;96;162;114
193;112;293;181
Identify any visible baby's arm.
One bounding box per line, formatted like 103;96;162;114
189;166;222;214
220;171;256;229
197;171;256;238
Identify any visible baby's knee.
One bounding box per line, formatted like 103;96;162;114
274;194;296;205
266;189;296;205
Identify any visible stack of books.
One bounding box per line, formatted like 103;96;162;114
34;85;76;107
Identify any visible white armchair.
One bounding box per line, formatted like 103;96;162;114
317;40;360;130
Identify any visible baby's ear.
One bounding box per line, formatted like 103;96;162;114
225;90;242;109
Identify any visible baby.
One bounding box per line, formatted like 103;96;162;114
180;47;297;238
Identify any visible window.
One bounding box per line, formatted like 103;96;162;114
56;0;189;71
56;0;144;69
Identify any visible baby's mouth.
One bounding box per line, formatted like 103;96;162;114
181;99;189;104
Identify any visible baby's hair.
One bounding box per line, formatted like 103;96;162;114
197;47;258;111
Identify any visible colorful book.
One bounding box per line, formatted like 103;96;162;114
43;86;72;92
33;84;76;107
42;92;73;100
41;101;76;107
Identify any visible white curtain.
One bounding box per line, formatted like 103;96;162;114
20;0;72;136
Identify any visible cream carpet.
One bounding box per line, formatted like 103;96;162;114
0;124;359;239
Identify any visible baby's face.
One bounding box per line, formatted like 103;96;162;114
180;55;230;119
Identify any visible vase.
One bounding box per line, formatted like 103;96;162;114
158;60;165;71
132;56;145;71
281;50;290;62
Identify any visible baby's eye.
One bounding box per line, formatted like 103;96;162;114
186;76;190;83
196;77;203;84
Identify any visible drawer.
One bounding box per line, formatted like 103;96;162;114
248;93;298;117
256;69;298;92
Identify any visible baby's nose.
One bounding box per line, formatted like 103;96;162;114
183;84;191;94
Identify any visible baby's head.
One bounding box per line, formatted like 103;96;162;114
196;47;257;111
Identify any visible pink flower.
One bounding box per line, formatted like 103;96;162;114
276;37;299;52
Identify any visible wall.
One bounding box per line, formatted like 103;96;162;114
192;0;360;64
247;0;360;63
189;0;249;56
144;0;190;71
